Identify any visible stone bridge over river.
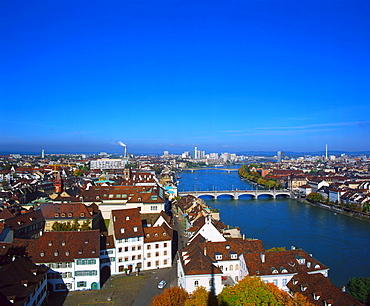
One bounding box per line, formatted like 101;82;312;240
178;189;292;200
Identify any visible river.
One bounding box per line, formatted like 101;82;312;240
177;165;370;288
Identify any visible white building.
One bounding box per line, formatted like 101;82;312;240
239;249;329;292
26;230;101;291
90;158;127;170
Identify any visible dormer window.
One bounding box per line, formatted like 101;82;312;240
121;228;125;233
307;262;311;268
300;285;308;292
40;251;45;257
163;232;166;236
313;293;321;300
134;227;138;232
292;279;298;285
315;264;321;269
154;232;158;237
48;241;52;246
80;213;85;217
126;216;130;221
54;251;59;256
215;254;222;260
54;213;59;218
271;267;278;274
280;267;288;273
146;233;150;237
62;241;66;246
65;251;70;256
61;213;66;217
68;213;72;217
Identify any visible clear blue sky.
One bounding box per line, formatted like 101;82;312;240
1;0;370;154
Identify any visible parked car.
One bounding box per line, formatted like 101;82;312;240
158;280;166;289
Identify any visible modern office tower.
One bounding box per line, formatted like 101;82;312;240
192;147;198;159
277;151;284;162
41;150;45;159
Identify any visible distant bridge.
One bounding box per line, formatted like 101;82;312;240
178;189;292;199
182;168;238;173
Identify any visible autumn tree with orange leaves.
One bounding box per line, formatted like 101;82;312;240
151;286;189;306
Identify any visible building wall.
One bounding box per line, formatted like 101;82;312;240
115;236;144;273
144;240;172;270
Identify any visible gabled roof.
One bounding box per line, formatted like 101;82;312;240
111;208;144;240
287;272;363;306
180;243;223;276
195;238;264;262
40;203;94;220
26;230;100;263
143;223;172;243
4;210;44;230
100;234;115;250
0;257;48;306
242;249;328;276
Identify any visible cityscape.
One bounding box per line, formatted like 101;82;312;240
0;147;369;305
2;0;370;305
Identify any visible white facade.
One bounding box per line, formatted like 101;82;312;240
144;239;171;270
115;236;144;273
177;260;223;295
90;158;127;170
44;257;100;291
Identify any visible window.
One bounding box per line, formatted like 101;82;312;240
155;244;159;249
273;279;278;286
75;271;97;276
118;247;122;252
155;252;159;257
132;246;136;251
230;265;233;271
109;194;114;198
282;279;287;286
121;228;125;233
77;281;86;288
124;257;129;262
147;245;151;250
119;257;123;262
164;243;167;248
151;195;158;200
164;259;168;265
134;227;138;232
150;206;158;211
138;245;142;250
194;280;199;288
126;216;130;221
235;264;239;270
147;253;151;258
132;255;136;260
235;276;238;282
155;260;159;266
164;250;167;256
80;213;85;217
138;255;142;260
147;262;151;267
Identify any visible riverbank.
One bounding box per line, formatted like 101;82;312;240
294;197;370;223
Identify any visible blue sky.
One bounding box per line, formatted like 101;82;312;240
1;0;370;154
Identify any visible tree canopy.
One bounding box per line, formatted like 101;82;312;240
347;277;370;303
151;286;189;306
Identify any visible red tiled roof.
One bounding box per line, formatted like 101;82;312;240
243;249;328;276
111;208;144;239
287;272;363;306
143;223;172;243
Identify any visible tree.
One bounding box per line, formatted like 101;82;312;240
185;286;217;306
151;286;189;306
218;276;313;306
218;276;281;305
80;219;91;231
307;192;324;203
347;277;370;303
73;169;83;176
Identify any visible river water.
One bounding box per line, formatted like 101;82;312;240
177;165;370;288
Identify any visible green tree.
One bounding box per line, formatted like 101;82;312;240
218;276;281;305
307;192;324;202
347;277;370;303
185;286;217;306
73;169;83;176
81;219;91;231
